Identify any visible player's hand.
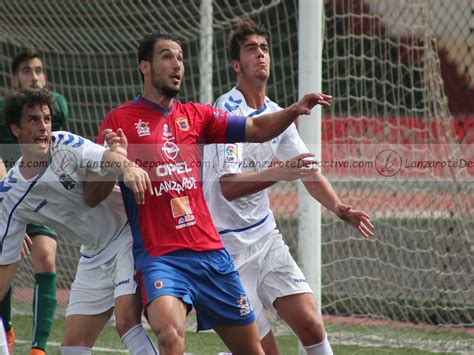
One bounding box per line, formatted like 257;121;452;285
268;153;318;181
293;92;332;115
103;128;128;157
336;203;375;238
122;164;153;205
21;234;33;259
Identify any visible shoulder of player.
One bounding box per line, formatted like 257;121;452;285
263;97;282;112
214;88;245;113
51;131;86;150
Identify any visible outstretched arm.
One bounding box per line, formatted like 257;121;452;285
220;153;318;200
302;172;375;238
244;93;331;142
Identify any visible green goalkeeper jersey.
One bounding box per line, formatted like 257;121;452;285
0;90;69;166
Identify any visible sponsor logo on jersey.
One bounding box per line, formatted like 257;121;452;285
170;196;196;229
154;280;163;289
162;141;179;160
176;117;189;131
156;162;192;177
135;119;151;137
154;177;197;197
162;123;173;138
237;295;251;316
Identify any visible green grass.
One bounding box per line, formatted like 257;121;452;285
11;315;470;354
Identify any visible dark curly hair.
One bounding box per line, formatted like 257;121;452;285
3;88;54;139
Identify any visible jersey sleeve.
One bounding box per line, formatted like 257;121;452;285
52;131;108;175
275;123;309;161
200;105;246;144
0;178;27;265
51;92;69;131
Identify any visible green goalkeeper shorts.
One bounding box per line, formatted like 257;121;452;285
26;223;58;240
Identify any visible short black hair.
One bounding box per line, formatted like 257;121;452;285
137;30;182;81
228;18;270;61
11;49;42;75
4;88;54;139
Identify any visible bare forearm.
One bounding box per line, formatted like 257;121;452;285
83;171;117;207
302;172;342;215
245;105;298;142
220;169;277;200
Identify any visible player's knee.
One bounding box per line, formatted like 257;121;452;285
298;315;326;345
156;324;184;348
33;253;56;272
115;313;140;337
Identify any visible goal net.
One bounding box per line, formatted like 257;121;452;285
0;0;471;352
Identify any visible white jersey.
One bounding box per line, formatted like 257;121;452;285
0;131;130;265
203;87;308;253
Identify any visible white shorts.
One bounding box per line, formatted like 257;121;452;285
65;235;137;317
230;230;313;339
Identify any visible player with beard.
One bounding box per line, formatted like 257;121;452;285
97;30;332;355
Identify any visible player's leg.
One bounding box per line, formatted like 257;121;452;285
112;241;159;355
29;226;58;354
0;261;20;353
231;241;279;355
260;230;333;355
61;310;113;350
0;231;23;354
146;295;187;354
0;286;15;354
192;249;263;355
60;251;116;353
214;323;263;355
274;294;332;354
136;251;206;353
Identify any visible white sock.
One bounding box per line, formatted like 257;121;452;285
60;346;92;355
304;334;333;355
121;324;159;355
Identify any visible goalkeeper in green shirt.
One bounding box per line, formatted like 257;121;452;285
0;49;68;355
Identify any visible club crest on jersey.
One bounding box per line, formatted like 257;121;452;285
135;119;151;137
59;173;77;191
237;295;251;316
176;117;189;131
154;280;164;289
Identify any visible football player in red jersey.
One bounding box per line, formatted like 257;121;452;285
96;30;331;355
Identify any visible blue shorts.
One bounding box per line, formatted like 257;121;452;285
135;248;255;331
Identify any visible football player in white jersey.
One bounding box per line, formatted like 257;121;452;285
0;89;158;355
203;19;375;355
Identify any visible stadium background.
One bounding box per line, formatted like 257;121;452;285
0;0;472;352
